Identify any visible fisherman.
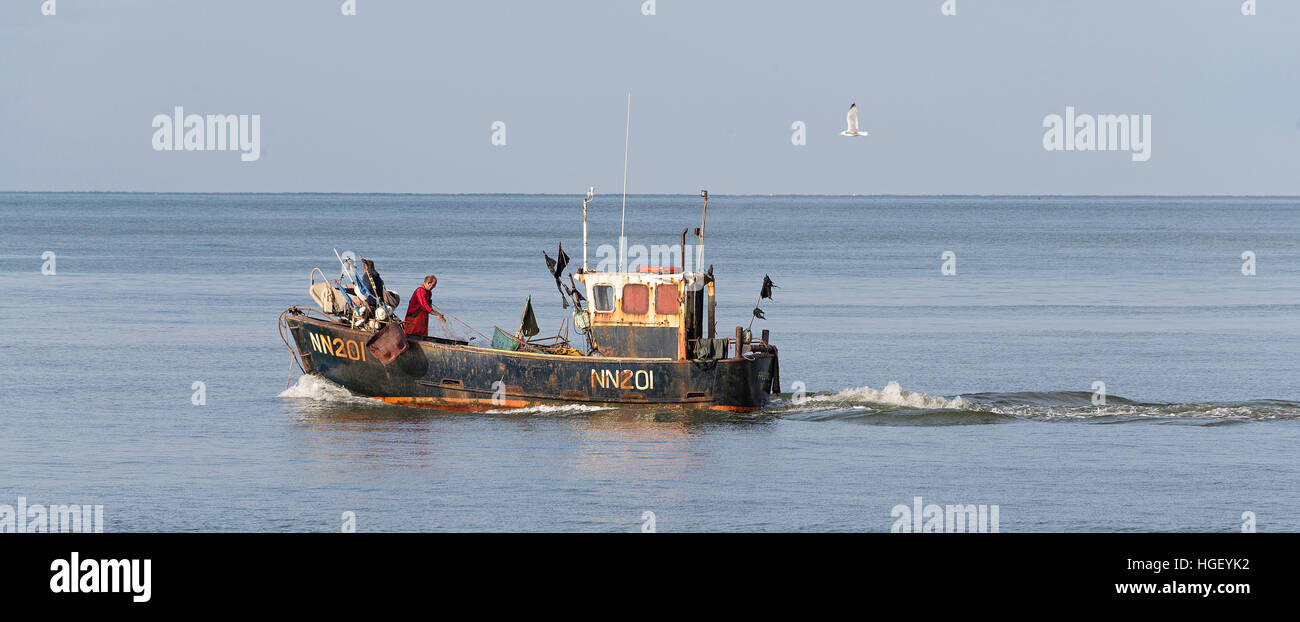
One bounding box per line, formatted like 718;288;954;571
403;275;446;336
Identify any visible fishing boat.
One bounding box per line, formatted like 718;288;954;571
279;189;780;412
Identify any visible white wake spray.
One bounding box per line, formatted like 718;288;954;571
485;404;613;415
804;381;969;410
277;374;381;407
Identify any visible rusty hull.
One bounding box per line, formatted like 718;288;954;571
286;315;777;412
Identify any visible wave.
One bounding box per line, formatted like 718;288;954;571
965;397;1300;423
278;376;615;415
774;381;996;425
783;406;1018;426
802;381;970;410
773;383;1300;425
277;374;383;407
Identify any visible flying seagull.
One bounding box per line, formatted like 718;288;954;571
840;103;868;137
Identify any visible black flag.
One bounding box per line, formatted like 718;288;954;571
555;244;570;277
760;274;776;300
752;307;766;320
519;296;540;338
543;250;570;308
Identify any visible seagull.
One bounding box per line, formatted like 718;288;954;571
839;103;868;137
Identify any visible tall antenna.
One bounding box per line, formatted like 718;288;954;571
698;189;708;271
583;186;593;271
619;93;631;272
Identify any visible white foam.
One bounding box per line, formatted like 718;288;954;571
806;381;969;410
484;403;613;415
977;402;1284;421
277;374;381;406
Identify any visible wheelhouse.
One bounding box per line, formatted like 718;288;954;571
578;267;717;359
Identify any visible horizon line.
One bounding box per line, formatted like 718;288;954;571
2;191;1299;199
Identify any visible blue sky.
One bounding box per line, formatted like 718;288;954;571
1;0;1297;194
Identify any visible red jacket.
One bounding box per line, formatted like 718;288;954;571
404;286;435;336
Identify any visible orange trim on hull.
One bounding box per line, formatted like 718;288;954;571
707;405;757;413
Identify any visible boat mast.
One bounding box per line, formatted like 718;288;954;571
583;186;593;271
619;94;630;272
697;189;708;271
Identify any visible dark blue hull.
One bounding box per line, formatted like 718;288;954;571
286;315;778;412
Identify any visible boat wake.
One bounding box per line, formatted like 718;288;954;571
964;392;1300;423
770;381;1005;426
278;375;614;415
279;375;1300;425
803;381;970;410
277;374;384;407
772;382;1300;425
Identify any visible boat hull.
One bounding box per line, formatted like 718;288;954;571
285;316;776;412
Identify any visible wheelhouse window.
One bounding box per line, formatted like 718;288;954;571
593;285;615;313
655;284;679;315
622;284;649;314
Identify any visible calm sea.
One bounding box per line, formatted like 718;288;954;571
1;193;1298;531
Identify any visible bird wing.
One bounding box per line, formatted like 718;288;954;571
846;103;859;133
